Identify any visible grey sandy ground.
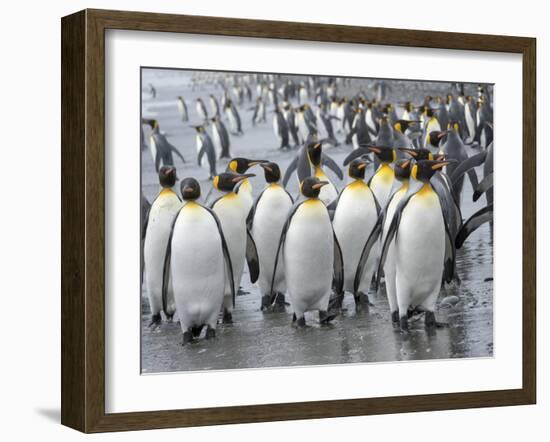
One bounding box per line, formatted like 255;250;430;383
140;71;493;373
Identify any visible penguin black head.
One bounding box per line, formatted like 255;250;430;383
306;141;323;166
213;172;256;192
180;177;201;200
144;119;159;130
228;157;266;174
402;101;414;112
300;176;329;198
191;125;205;133
394;120;419;133
394;159;412;181
158;166;177;188
348;157;370;179
427;130;447;148
398;147;433;161
411;160;450;182
367;145;396;163
259;162;281;183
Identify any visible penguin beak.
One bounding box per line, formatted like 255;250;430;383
401;159;411;169
259;163;273;174
437;130;448;139
247;160;267;168
183;186;194;194
431;161;450;170
398;147;418;158
313;143;322;150
312;181;329;189
232;173;256;183
367;146;382;155
357;163;367;170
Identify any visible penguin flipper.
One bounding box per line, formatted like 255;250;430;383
442;208;457;284
455;204;493;249
270;201;303;298
332;230;344;295
161;213;180;316
282;155;299;188
205;206;236;306
245;228;260;284
141;195;151;240
170;144;186;164
321;153;344;180
473;172;494;202
375;189;419;290
353;213;383;293
342;146;369;166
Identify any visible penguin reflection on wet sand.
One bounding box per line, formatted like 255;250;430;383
162;178;234;344
272;176;344;327
248;162;294;311
143;166;182;327
211;172;260;324
331;157;380;310
378;160;456;332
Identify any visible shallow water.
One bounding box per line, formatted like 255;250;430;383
140;72;493;373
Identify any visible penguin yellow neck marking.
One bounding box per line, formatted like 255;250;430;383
182;200;201;211
414;183;438;205
314;167;328;180
347;179;368;192
375;164;394;184
159;188;175;197
302;198;325;212
268;182;281;189
223;192;238;200
397;179;409;195
240;179;252;193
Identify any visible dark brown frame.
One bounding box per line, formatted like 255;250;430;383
61;8;536;433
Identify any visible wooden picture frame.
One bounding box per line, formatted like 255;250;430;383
61;8;536;433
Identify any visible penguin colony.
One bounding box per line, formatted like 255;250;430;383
142;74;494;345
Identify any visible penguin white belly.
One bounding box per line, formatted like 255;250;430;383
370;165;395;208
299;89;308;104
143;191;182;317
171;203;225;330
212;126;222;159
465;107;475;141
149;136;158;168
332;183;378;293
273;116;280;139
196;136;207;170
424;119;441;147
381;186;408;314
212;195;247;303
226;109;238;133
284;200;334;316
177;100;185;119
297;115;308;139
252;186;293;295
314;168;337;205
237;179;254;215
196;102;206;119
395;189;445;313
366;110;376;133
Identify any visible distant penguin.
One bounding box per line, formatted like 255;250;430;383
209;94;220;117
145;119;186;172
210;115;231;159
192;124;217;179
282;103;300;146
251;96;266;125
317;103;340;146
464;96;477;143
143;166;182;327
348;107;371;148
224;99;244;135
392;119;419;150
423;109;441;148
331;157;380;309
272;176;344;326
163;178;233;344
176;96;189;122
273;107;291;150
248;162;294;310
378;160;455;332
296;105;317;141
196;98;209;121
211;172;260;323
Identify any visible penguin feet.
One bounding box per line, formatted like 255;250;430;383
399;316;410;334
273;293;287;312
205;326;216;340
319;310;337;325
165;314;174;323
260;294;272;311
148;313;162;328
292;313;307;328
424;311;448;329
354;292;374;309
391;311;400;324
222;309;233;324
182;330;194;346
328;293;344;311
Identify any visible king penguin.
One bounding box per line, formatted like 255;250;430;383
272;176;344;327
195;97;209;122
163;177;234;344
192;124;217;179
143;166;183;326
248;162;294;310
145;119;186;172
176;96;189;122
211;172;260;323
331;157;381;309
226;157;266;215
378;160;455;332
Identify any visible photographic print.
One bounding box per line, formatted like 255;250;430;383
140;67;494;374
